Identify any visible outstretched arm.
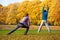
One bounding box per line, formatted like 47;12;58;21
16;18;19;24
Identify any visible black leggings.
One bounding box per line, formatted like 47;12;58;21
7;23;29;35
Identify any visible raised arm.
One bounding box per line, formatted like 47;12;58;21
46;5;49;13
42;7;44;12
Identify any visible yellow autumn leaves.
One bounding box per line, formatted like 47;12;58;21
0;0;60;25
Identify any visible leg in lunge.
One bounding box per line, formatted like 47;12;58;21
38;21;43;32
7;25;20;35
24;27;29;35
45;22;50;32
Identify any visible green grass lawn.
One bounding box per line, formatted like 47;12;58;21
0;30;60;40
0;30;60;35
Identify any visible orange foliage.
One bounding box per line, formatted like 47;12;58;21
0;0;60;25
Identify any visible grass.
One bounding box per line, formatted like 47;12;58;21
0;30;60;35
0;25;60;40
0;30;60;40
